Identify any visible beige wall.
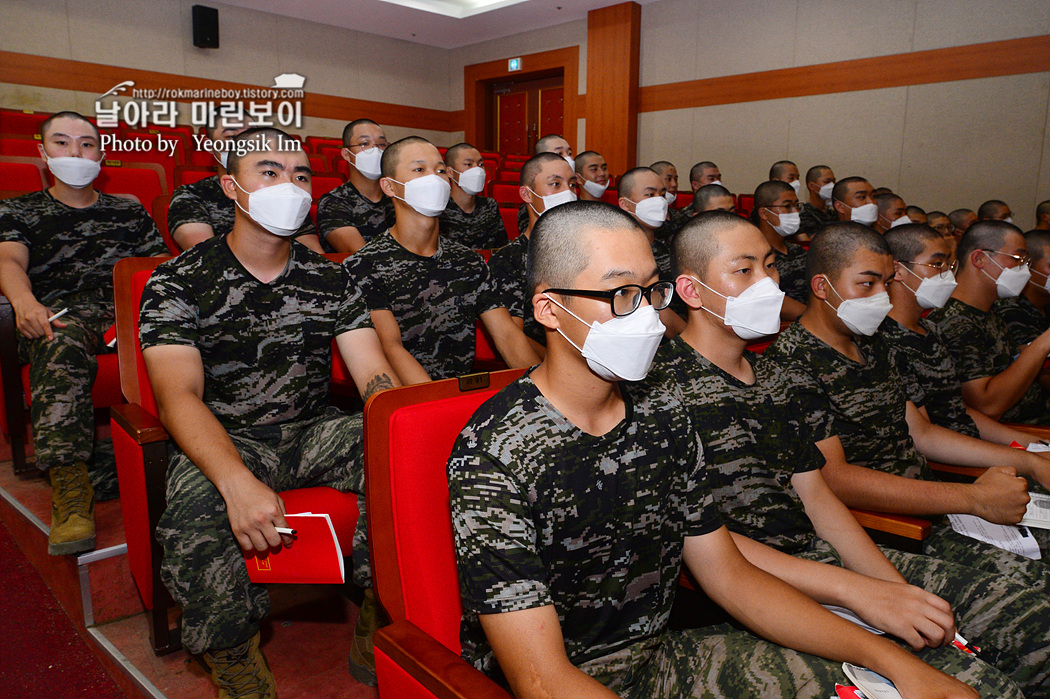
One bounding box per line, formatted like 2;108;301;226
638;0;1050;228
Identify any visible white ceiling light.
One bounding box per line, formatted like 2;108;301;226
376;0;529;19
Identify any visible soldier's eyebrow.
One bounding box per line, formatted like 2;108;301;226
256;159;284;170
728;254;758;263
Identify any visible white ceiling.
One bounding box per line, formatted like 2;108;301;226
206;0;657;49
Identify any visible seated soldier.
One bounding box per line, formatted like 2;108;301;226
752;180;808;320
0;110;166;555
881;224;1050;484
769;159;801;195
438;142;507;250
927;211;959;267
949;208;977;238
575;150;610;202
515;133;575;235
168;116;321;253
830;176;879;227
449;201;999;699
345;136;540;384
872;186;894;199
316;118;393;253
996;230;1050;347
489;152;576;353
760;223;1050;592
799;164;837;239
616;166;685;337
978;199;1013;222
689;159;723;191
661;211;1050;697
1032;200;1050;232
690;182;735;215
651;160;687;237
139;127;401;695
907;205;928;225
929;220;1050;425
874;193;911;235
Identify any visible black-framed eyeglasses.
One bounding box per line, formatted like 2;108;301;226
543;281;675;317
981;249;1030;266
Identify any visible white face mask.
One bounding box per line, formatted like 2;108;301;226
789;180;802;195
765;209;800;238
889;214;913;229
982;255;1031;298
544;294;665;382
663;191;677;205
349;147;383;180
823;277;893;336
232;179;312;237
627;196;669;228
527;187;577;216
899;264;957;309
563;155;575;170
844;202;878;226
452;166;486;195
45;154;103;188
693;275;785;340
1004;217;1014;224
709;179;724;188
389;174;451;218
213;150;229;169
581;177;608;198
818;182;835;203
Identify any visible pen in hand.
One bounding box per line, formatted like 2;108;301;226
48;308;69;323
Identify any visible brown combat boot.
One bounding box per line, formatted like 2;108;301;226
202;632;277;699
47;461;96;556
348;588;381;686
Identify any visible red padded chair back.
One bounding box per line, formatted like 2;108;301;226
737;194;755;218
491;183;520;206
500;207;520;241
674;192;693;209
366;370;524;652
96;163;166;207
0;160;47;198
130;269;162;416
600;189;619;205
311;174;346;199
0;136;44;158
0;109;49;136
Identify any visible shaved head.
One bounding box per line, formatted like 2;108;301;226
674;210;756;279
380;135;432;178
957;220;1022;271
520;152;568;188
807;222;891;292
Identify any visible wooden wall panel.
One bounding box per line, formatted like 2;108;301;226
585;2;640;175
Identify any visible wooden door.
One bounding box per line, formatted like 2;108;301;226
538;87;563;142
490;75;564;154
496;92;529;156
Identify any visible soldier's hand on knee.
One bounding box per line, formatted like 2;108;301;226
13;298;65;341
855;579;955;651
223;474;291;552
969;466;1030;524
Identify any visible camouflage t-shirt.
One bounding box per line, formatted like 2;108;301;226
994;295;1049;348
344;231;501;379
659;338;822;553
879;316;979;438
449;370;721;685
759;322;931;480
663;205;693;238
516;203;528;236
775;242;810;303
928;298;1050;425
139;235;371;432
487;233;543;344
0;190;165;307
438;196;508;251
167;175;315;246
316;180;394;246
799;202;836;238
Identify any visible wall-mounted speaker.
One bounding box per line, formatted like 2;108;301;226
192;5;219;49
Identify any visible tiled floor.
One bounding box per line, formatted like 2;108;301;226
1;429;378;699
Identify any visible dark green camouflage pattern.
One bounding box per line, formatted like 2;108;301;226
438;195;508;250
316;180;394;246
929;298;1050;424
879;316;980;438
139;236;371;432
799;202;836;239
487;234;543;343
774;242;810;303
156;408;364;654
448;371;721;687
344;231;500;379
995;295;1050;348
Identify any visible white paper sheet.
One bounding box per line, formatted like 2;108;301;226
822;605;886;635
1020;492;1050;530
841;663;903;699
947;514;1041;559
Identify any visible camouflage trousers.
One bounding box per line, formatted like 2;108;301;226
156;407;365;654
923;521;1050;595
580;622;1021;698
795;537;1050;697
16;299;119;498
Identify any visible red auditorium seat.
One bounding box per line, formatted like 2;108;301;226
110;256;361;654
499;206;520;241
0;156;48;199
0;109;49;136
600;189;619;205
94;161;167;204
366;371;523;699
492;183;520;206
305;136;342;154
151;195;180;255
495;169;519;184
736;194;755;218
186;148;218;167
0;135;45;158
674;192;693;209
311;173;346;199
172;164;216;187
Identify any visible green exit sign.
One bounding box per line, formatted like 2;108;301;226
508;57;522;71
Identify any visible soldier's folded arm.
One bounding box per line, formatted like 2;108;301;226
0;241;62;340
143;343;289;552
369;309;431;385
478;606;620;699
479;307;541;368
171;222;216;251
333;325;401;401
326;226;368;254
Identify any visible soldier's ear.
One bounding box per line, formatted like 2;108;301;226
675;274;703;311
533;292;560;331
811;274;830;302
219;174;239;202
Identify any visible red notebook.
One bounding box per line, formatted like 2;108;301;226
242;513;344;584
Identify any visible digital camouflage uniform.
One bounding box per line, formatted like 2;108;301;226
774;242;810;304
516;202;528;237
487;233;543;344
879;316;980;438
316;181;393;253
799;202;836;239
760;321;1050;594
929;298;1050;425
448;370;1023;697
344;231;501;379
660;338;1050;697
438;195;508;251
995;295;1050;348
139;236;371;654
0;190;165;497
663;205;693;239
167;175;315;250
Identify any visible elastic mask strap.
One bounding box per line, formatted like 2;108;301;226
689;275;729;323
543;292;588;353
821;276;844;312
526;187;543;217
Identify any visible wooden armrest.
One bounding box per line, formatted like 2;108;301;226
111;403;169;445
1004;423;1050;441
849;509;931;541
375;620;512;699
928;461;987;481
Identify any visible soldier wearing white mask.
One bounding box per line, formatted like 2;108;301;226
574;150;610;202
977;199;1014;224
317;119;394;253
769;160;802;195
689;160;723;191
438;142;507;250
515;134;576;235
753;180;808;321
831;176;879;228
996;230;1050;347
799;164;837;239
874;193;912;235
